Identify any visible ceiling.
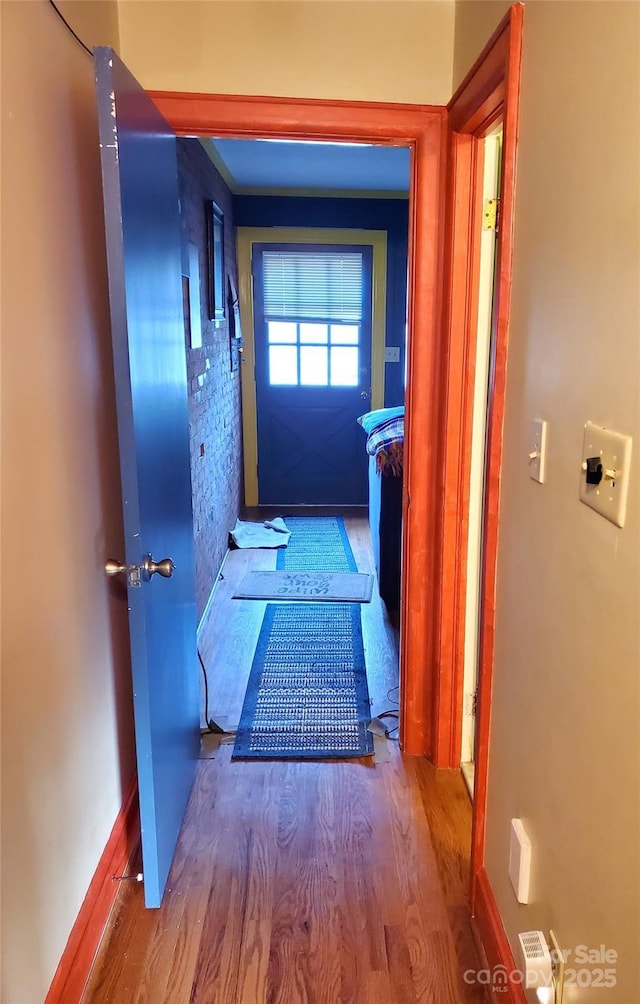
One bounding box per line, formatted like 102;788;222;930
201;138;410;197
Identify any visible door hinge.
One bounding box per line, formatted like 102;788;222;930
465;688;478;717
483;198;499;232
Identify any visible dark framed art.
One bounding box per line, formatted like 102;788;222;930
205;199;225;320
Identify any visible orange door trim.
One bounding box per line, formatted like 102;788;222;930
149;90;446;756
436;3;524;903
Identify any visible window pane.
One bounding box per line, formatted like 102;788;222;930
269;345;298;384
300;346;328;386
330;346;358;386
330;324;359;345
300;323;328;344
268;321;297;344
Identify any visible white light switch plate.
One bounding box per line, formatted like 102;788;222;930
529;418;547;483
509;818;532;903
580;421;632;527
384;346;400;363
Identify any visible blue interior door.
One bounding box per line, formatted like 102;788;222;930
254;244;373;505
95;49;199;908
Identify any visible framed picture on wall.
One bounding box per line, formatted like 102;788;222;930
205;199;225;320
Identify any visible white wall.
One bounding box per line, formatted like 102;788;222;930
117;0;455;104
0;3;136;1002
455;2;640;999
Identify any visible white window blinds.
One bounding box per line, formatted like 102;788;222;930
261;251;364;322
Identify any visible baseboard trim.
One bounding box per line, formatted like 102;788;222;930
472;867;527;1004
197;547;231;637
44;776;140;1004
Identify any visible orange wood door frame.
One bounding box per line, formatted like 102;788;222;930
435;2;524;902
150;90;447;756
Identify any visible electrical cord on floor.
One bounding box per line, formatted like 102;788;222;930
48;1;94;57
197;647;224;735
386;684;400;704
372;709;400;741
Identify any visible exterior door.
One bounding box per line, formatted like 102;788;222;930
95;48;199;908
253;243;373;505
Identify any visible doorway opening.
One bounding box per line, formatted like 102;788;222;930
179;134;412;738
235;225;394;508
151;90;445;759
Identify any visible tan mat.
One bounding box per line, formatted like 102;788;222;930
233;570;374;603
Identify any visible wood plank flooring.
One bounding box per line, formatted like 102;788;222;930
82;511;484;1004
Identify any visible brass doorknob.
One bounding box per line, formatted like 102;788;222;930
105;555;175;585
105;559;127;577
142;554;176;580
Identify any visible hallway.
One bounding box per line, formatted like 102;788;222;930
81;514;484;1003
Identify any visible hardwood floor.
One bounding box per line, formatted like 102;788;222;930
82;512;484;1004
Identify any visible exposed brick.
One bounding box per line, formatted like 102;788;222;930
177;139;243;621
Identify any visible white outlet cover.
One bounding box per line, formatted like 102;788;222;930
580;421;633;528
384;346;400;363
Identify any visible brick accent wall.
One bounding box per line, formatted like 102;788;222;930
177;139;243;621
